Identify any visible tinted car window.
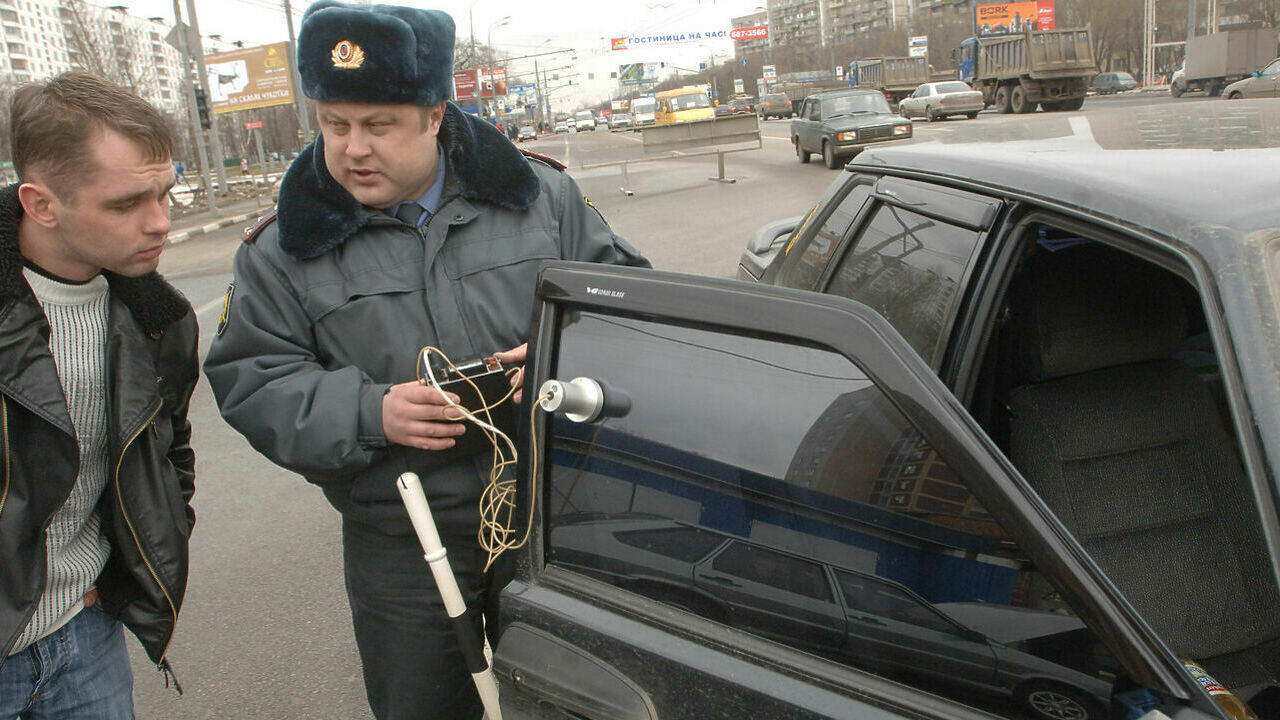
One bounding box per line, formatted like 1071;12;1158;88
711;541;834;602
615;525;725;563
825;201;982;365
774;179;874;290
545;309;1118;720
836;570;959;635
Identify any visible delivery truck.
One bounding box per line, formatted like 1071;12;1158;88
958;26;1097;113
1171;28;1278;97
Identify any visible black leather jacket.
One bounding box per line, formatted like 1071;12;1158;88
0;185;199;671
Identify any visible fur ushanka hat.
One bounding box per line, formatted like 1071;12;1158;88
298;1;455;106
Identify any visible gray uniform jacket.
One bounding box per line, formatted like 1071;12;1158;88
204;105;648;534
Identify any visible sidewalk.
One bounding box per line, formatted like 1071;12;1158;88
168;194;274;245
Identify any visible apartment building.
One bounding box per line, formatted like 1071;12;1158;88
0;0;237;115
737;0;916;59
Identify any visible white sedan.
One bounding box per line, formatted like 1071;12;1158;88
899;81;985;122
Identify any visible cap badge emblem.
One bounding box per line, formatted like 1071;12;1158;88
331;40;365;69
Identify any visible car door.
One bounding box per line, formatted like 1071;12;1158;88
901;87;922;117
800;97;823;151
493;262;1223;720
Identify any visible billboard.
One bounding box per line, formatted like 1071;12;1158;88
619;63;659;85
204;42;294;113
729;25;768;41
453;67;508;101
974;1;1055;36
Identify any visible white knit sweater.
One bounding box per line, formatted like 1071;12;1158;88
11;267;113;654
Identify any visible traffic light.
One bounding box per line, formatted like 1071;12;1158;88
194;85;211;130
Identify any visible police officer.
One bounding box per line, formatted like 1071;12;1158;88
202;2;648;719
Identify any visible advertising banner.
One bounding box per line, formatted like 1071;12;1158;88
975;1;1055;35
453;67;508;100
509;83;537;106
611;29;731;50
729;25;768;41
619;63;659;85
453;70;478;100
479;66;508;98
204;42;294;114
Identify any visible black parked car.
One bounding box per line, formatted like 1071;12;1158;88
791;88;912;169
494;100;1280;720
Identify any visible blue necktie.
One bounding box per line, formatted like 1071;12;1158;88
395;202;425;227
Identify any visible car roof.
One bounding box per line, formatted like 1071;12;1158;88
852;100;1280;241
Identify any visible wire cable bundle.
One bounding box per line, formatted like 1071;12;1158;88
416;347;547;572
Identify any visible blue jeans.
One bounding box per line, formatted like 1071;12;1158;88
0;604;134;720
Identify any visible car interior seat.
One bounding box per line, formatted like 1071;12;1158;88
1002;242;1280;698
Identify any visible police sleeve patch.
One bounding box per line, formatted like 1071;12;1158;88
216;282;235;336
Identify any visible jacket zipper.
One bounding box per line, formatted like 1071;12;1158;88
114;401;178;664
0;397;8;521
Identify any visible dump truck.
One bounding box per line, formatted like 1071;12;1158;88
773;72;850;115
958;26;1097;113
1171;28;1278;97
849;56;930;103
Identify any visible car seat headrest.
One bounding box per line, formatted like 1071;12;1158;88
1012;244;1189;383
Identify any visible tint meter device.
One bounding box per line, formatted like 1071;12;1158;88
420;352;516;456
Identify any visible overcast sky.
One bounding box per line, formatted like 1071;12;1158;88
114;0;766;109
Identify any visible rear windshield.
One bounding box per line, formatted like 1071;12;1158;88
935;82;972;93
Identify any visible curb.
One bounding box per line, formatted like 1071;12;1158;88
168;209;266;245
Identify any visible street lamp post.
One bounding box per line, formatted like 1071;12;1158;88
483;17;510;116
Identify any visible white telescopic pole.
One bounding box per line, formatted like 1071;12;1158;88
397;472;503;720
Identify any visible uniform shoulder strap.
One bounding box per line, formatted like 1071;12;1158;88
520;149;566;172
241;210;277;244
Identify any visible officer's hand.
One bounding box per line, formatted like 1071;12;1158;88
493;343;527;404
382;381;467;450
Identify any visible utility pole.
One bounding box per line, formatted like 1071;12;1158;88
283;0;312;145
172;0;216;214
185;0;229;197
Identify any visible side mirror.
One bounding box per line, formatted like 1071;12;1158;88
748;215;803;254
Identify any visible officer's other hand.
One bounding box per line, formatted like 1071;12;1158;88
493;344;527;404
382;381;466;450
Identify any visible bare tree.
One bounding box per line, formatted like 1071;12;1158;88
60;1;155;95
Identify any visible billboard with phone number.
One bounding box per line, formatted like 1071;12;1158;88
974;1;1055;36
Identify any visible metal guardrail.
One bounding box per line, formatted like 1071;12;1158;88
578;114;762;194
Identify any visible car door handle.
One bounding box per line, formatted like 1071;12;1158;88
850;615;886;626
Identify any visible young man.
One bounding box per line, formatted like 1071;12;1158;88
0;71;200;717
203;3;649;719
